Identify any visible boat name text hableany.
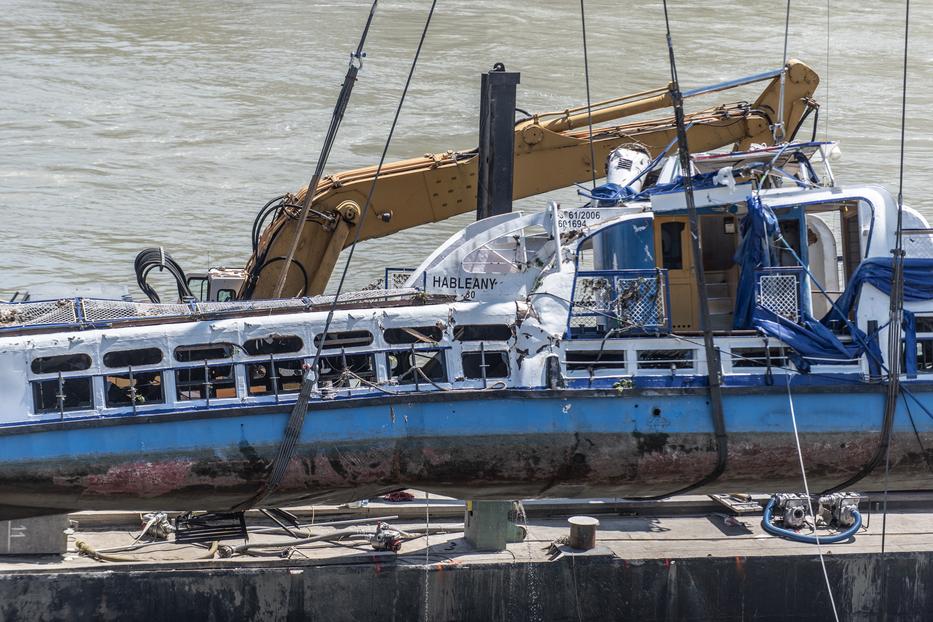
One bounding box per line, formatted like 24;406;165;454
432;275;500;290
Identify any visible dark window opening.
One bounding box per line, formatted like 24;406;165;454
313;331;374;350
566;350;626;371
637;349;694;369
732;347;789;368
216;289;236;303
31;353;92;375
174;343;235;363
317;353;376;388
247;359;305;395
453;324;512;341
32;377;93;413
917;317;933;333
175;365;236;400
105;372;165;407
103;347;163;368
386;350;448;384
383;326;443;344
660;222;685;270
243;335;304;356
906;338;933;373
462;351;509;379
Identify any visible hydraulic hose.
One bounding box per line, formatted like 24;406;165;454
761;497;862;544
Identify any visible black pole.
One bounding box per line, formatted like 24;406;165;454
662;1;728;489
477;64;520;220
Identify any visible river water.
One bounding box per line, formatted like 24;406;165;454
2;1;931;297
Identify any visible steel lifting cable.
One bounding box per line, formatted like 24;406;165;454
881;3;911;614
271;2;378;300
774;0;791;143
579;0;597;188
624;0;729;502
235;0;439;511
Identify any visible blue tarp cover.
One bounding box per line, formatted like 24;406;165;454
823;257;933;325
733;195;779;329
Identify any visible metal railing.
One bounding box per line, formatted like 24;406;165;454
567;269;671;338
756;266;806;322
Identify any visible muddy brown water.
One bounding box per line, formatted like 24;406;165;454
2;1;931;297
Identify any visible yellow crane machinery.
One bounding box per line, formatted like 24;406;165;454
241;59;819;299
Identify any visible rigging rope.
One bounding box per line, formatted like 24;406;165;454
824;0;830;141
783;375;841;622
235;0;439;511
774;0;791;143
579;0;597;188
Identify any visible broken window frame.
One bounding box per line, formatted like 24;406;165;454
174;362;237;402
385;346;449;387
245;357;306;399
32;376;94;414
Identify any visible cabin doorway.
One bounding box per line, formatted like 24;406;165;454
655;214;740;332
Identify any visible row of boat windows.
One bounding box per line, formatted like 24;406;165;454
30;349;511;414
29;324;514;376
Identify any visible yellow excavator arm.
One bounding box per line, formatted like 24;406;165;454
243;59;819;298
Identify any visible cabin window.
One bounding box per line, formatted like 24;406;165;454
175;365;236;400
103;347;163;368
660;222;685;270
313;331;374;350
731;347;788;369
174;343;235;363
317;353;376;388
31;353;92;375
910;339;933;373
907;318;933;374
32;378;93;413
386;349;448;384
383;326;443;345
637;349;694;369
453;324;512;341
565;350;626;371
243;335;304;356
105;372;165;407
461;351;509;379
247;359;305;396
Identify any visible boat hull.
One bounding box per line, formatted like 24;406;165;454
2;385;932;518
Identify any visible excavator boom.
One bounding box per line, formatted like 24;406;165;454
242;60;819;298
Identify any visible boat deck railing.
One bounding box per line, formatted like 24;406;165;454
0;288;429;335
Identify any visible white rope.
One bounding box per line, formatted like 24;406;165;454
824;0;831;141
785;374;840;622
774;0;791;143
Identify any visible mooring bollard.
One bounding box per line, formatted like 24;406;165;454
567;515;599;550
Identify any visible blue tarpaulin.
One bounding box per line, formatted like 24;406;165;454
732;195;888;374
733;195;779;329
822;257;933;325
751;307;882;376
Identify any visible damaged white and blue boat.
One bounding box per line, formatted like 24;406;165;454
2;138;933;519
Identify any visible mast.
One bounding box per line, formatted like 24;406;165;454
661;1;728;490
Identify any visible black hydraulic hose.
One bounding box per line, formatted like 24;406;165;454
134;248;194;304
